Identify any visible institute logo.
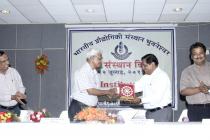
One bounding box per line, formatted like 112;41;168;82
111;42;132;60
119;83;134;97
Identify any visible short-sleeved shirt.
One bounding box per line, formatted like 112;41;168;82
180;61;210;104
135;67;172;109
71;63;100;106
0;67;26;106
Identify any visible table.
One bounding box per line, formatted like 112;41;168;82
0;122;209;140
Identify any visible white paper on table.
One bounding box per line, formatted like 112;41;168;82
20;110;33;122
117;109;146;123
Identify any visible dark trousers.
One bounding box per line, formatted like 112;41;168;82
146;106;172;122
188;104;210;122
0;104;21;116
68;99;88;122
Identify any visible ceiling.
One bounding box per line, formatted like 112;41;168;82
0;0;210;25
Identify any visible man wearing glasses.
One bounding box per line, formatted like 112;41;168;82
68;49;117;121
0;51;26;116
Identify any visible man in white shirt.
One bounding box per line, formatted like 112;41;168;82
135;54;172;122
0;51;26;116
68;49;117;121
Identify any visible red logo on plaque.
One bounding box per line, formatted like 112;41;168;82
119;83;134;97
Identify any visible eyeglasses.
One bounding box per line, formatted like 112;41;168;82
94;55;103;61
0;59;9;64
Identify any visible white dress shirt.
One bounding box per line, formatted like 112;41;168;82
135;67;172;109
0;67;26;106
71;63;100;106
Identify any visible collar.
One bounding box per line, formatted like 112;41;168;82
193;61;207;68
85;62;97;74
0;67;10;75
150;67;160;76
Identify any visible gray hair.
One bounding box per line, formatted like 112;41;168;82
86;49;101;60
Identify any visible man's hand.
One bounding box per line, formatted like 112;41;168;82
11;91;27;105
133;97;141;104
199;81;209;94
109;88;118;94
16;91;27;99
107;88;119;99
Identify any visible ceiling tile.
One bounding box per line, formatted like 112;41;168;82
0;0;30;24
166;0;197;4
9;0;55;23
0;18;6;24
186;0;210;22
74;4;106;22
159;0;197;22
160;14;187;22
133;0;165;22
103;0;134;23
72;0;102;5
40;0;80;23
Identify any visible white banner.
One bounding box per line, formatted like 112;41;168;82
68;28;176;107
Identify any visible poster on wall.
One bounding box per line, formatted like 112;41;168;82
67;27;176;108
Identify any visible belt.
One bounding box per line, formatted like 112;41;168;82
72;99;88;108
0;104;18;110
72;99;96;108
147;103;172;112
189;103;210;107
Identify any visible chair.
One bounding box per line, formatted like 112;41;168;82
178;109;189;122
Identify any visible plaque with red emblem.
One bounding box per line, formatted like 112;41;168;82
118;83;135;97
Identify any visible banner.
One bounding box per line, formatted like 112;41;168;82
68;28;176;107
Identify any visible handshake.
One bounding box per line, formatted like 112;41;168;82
107;88;120;99
106;87;141;104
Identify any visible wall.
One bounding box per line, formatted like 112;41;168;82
0;24;66;117
1;23;210;119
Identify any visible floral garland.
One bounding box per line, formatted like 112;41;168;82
0;112;20;123
0;112;12;122
29;108;50;122
74;107;117;123
35;54;49;74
